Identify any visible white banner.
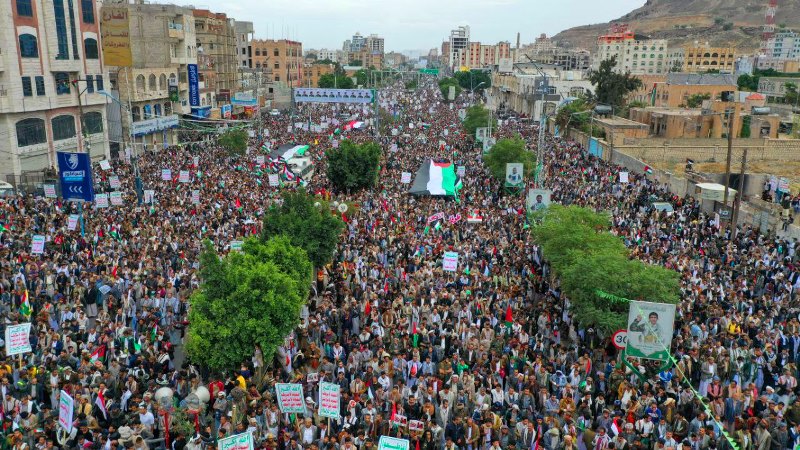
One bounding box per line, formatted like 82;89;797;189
401;172;411;184
161;169;172;181
318;382;340;419
275;383;306;414
443;252;459;272
5;323;32;356
58;391;74;432
31;235;45;254
44;184;57;198
218;432;254;450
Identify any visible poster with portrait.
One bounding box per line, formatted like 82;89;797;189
625;301;676;361
505;163;524;188
527;189;552;212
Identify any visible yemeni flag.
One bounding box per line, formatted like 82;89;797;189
644;165;654;175
95;390;108;419
412;322;419;348
19;290;31;318
407;159;462;199
90;345;106;364
505;305;513;330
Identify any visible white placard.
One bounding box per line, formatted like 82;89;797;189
620;171;629;183
95;194;109;208
401;172;412;184
256;155;265;165
443;252;459;272
161;169;172;181
457;166;465;177
318;382;341;419
44;184;57;198
99;160;112;171
5;323;32;356
109;191;123;206
179;170;191;183
58;391;74;432
67;214;79;231
109;175;121;189
144;190;155;204
268;174;280;187
31;235;46;254
191;190;200;205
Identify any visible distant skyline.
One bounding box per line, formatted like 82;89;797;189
170;0;646;53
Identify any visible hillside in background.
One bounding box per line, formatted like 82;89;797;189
553;0;800;52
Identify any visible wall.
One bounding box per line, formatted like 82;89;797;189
611;137;800;166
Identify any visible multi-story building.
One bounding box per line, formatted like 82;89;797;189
593;25;669;75
104;1;197;153
682;44;735;73
455;41;511;69
252;39;304;87
757;76;800;102
652;73;737;108
235;21;254;69
447;26;470;70
366;34;384;55
487;68;593;119
0;0;110;179
553;49;592;71
666;48;685;73
302;63;335;88
313;49;340;62
385;52;408;68
532;34;557;55
193;9;237;107
764;30;800;60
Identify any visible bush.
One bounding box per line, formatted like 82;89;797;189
483;136;536;182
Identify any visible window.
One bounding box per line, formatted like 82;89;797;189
95;74;103;91
16;0;33;16
274;75;280;82
274;62;279;69
143;104;152;119
273;49;279;56
82;111;103;134
22;77;33;97
66;0;79;59
255;49;261;56
16;118;46;147
81;0;94;23
85;75;94;93
52;115;76;140
136;74;145;91
148;74;156;91
131;106;140;122
159;74;167;90
55;72;70;94
164;102;172;116
83;38;98;59
154;104;162;117
19;34;38;58
35;76;45;96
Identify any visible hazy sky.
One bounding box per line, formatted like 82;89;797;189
174;0;646;53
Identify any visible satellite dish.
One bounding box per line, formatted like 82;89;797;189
337;203;348;213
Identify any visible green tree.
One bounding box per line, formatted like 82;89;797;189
186;237;312;371
462;104;496;136
588;56;643;107
686;93;711;108
318;73;354;89
326;139;381;192
531;205;680;333
554;98;591;133
261;189;344;268
454;70;491;91
483;136;536;182
355;69;369;87
218;129;248;156
784;82;799;105
737;74;759;91
349;59;363;67
437;77;462;101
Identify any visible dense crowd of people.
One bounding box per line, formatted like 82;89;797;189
1;78;800;450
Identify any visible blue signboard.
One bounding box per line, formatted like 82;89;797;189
57;152;95;202
188;64;199;107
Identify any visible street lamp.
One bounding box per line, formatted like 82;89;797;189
97;89;145;205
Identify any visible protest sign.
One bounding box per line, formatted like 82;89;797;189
231;241;244;252
318;382;340;419
58;391;74;432
99;160;112;170
626;301;677;361
409;420;424;432
44;184;57;198
110;191;123;206
427;212;445;223
31;235;45;254
256;155;265;165
144;190;155;204
109;175;121;189
192;190;200;205
67;215;79;231
401;172;412;184
306;372;319;383
5;323;32;356
218;432;254;450
443;252;459;272
268;174;280;187
161;169;172;181
275;383;306;414
619;172;629;183
392;414;408;427
457;166;465;177
378;437;410;450
179;170;191;183
95;194;109;208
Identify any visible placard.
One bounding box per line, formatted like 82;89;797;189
256;155;265;165
191;190;200;205
58;391;74;432
44;184;57;198
275;383;306;414
193;156;200;167
443;251;459;272
99;160;112;171
161;169;172;181
392;414;408;427
378;436;410;450
268;174;280;187
31;235;46;255
231;241;244;252
179;170;191;183
457;166;465;177
409;420;424;432
95;194;109;208
619;172;629;183
318;382;341;419
626;301;677;361
144;190;155;204
306;372;319;383
218;432;254;450
401;172;412;184
109;191;123;206
5;323;32;356
109;176;121;189
67;214;79;231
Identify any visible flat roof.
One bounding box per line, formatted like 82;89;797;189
634;107;703;117
595;116;649;128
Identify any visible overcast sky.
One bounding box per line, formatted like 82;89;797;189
174;0;646;53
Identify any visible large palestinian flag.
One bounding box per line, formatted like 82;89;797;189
408;160;462;198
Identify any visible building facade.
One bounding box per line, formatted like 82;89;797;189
302;63;335;88
594;25;668;75
235;21;254;69
764;30;800;60
103;1;197;154
252;39;304;87
447;26;470;70
682;44;735;73
193;9;237;106
0;0;111;179
758;76;800;102
652;73;737;108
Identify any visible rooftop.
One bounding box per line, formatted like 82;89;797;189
665;73;737;86
595;116;650;128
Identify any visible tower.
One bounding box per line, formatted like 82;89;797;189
762;0;778;54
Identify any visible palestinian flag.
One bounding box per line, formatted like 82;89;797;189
504;305;513;330
19;290;31;318
412;322;419;348
95;390;108;419
90;345;106;364
644;165;654;175
0;223;10;234
408;160;462;198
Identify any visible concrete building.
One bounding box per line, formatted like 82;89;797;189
104;1;197;154
666;48;685;72
630;101;780;139
302;63;335;88
487;68;593;119
593;25;669;75
314;49;340;62
385;52;408;68
764;30;800;60
252;39;304;87
193;9;237;107
0;0;110;179
235;21;254;69
652;73;737;108
366;34;384;55
447;26;470;70
454;41;511;70
627;74;668;105
682;44;736;73
553;49;592;71
755;56;800;72
757;76;800;103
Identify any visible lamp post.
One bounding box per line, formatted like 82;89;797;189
97;89;144;205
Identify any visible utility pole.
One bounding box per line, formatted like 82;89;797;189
731;147;747;240
722;106;735;231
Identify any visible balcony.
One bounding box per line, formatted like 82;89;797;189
168;24;185;40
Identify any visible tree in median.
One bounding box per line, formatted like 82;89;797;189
438;77;462;101
318;73;355;89
483;136;536;182
186;236;312;371
218;129;248;156
588;56;643;107
326;139;381;192
462;104;496;136
261;189;344;268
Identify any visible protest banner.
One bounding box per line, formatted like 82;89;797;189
67;215;79;231
378;436;410;450
191;190;200;205
161;169;172;181
401;172;412;184
109;191;123;206
58;391;74;432
179;170;191;183
95;194;109;208
318;382;340;419
5;323;32;356
275;383;306;414
109;175;121;189
218;432;254;450
619;172;629;183
306;372;319;383
144;190;155;204
231;241;244;252
457;166;465;177
409;420;424;432
443;252;459;272
44;184;57;198
31;235;45;254
268;174;280;187
99;160;112;170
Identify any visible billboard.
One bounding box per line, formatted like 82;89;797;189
188;64;199;107
57;152;95;202
626;301;676;361
527;189;552;211
221;104;232;119
131;115;179;137
505;163;524;188
498;58;513;73
100;7;132;66
294;88;374;104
